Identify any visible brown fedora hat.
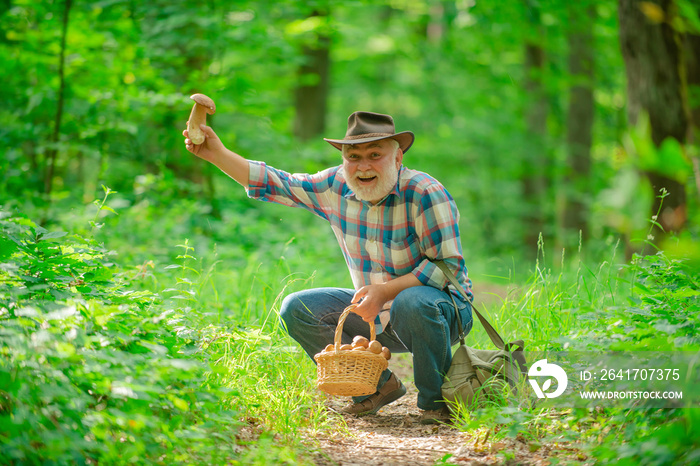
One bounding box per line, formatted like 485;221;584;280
324;111;415;153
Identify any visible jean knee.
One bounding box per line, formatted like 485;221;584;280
279;291;303;332
391;287;432;329
393;290;420;316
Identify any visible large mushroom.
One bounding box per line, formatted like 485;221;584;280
187;94;216;145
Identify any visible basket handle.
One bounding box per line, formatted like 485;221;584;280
334;304;377;351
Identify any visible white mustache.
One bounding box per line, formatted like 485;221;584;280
354;171;379;180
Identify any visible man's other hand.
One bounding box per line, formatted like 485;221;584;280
351;284;391;323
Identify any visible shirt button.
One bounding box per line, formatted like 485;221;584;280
372;264;382;273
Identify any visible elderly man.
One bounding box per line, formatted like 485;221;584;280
184;111;473;424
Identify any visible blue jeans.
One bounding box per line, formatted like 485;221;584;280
279;286;473;411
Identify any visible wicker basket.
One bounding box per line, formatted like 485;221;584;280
314;304;389;396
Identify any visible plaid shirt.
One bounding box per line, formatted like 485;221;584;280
246;161;472;332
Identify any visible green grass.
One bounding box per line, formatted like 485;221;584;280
0;199;336;464
2;190;699;465
449;238;700;465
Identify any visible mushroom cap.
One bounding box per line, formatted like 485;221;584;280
190;93;216;114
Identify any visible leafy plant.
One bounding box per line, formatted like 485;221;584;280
0;203;331;464
451;244;700;464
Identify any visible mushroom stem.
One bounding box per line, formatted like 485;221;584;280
187;104;208;145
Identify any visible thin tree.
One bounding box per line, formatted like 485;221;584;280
522;0;550;252
293;9;331;142
44;0;72;197
563;2;596;244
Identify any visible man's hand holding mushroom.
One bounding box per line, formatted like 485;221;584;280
181;93;251;187
183;123;226;162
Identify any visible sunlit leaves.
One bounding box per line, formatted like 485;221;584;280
0;211;245;464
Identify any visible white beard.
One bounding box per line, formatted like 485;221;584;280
346;162;400;203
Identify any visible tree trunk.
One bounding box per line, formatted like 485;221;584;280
0;0;12;22
293;10;330;142
686;32;700;197
563;3;596;244
43;0;72;197
522;0;550;252
426;1;456;44
618;0;689;243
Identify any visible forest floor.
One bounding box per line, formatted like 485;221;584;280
313;358;587;466
309;285;589;466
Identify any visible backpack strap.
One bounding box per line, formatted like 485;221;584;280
447;290;467;345
434;260;511;352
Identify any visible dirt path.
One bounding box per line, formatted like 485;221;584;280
311;286;584;466
313;355;562;466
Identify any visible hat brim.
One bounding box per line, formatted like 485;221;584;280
324;131;414;154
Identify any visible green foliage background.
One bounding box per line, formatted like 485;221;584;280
1;0;700;464
3;0;698;261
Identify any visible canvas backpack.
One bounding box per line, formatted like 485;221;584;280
434;260;528;410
